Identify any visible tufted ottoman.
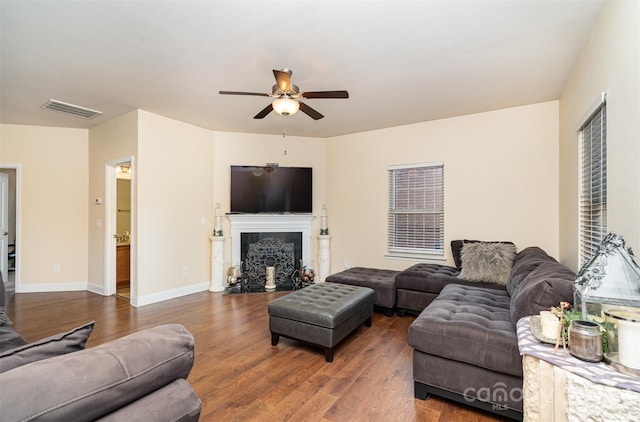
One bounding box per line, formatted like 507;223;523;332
268;283;375;362
325;267;399;317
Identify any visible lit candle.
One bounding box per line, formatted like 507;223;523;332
617;312;640;369
320;204;328;235
540;311;560;340
214;203;223;236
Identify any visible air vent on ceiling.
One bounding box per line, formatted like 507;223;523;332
42;99;103;119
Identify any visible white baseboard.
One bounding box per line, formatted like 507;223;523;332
87;283;106;295
16;281;88;293
132;281;210;307
14;281;212;307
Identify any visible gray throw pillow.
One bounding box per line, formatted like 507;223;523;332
0;321;94;373
0;308;12;326
458;242;517;285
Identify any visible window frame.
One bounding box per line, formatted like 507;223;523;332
578;94;607;268
386;161;445;261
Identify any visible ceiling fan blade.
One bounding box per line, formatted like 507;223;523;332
219;91;270;97
302;90;349;99
299;102;324;120
273;69;292;92
253;104;273;119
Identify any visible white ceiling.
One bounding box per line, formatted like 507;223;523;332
0;1;605;138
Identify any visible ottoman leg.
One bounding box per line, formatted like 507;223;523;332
325;347;334;363
271;332;279;346
365;316;372;327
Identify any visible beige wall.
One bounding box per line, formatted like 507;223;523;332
135;110;214;303
212;131;326;263
327;101;560;272
559;0;640;271
88;110;138;293
0;124;89;290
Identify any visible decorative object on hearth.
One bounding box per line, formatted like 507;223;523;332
320;204;329;235
226;262;242;286
219;68;349;121
265;266;276;291
213;203;223;236
574;232;640;375
300;260;315;283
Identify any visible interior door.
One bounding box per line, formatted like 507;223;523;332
0;172;9;283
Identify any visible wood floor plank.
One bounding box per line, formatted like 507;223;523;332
5;289;509;421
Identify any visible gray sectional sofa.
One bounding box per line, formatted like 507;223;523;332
0;275;202;422
406;245;575;419
326;242;575;420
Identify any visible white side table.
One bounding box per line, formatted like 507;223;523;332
517;317;640;421
210;236;226;292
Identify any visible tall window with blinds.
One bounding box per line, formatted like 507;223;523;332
387;162;444;260
579;100;607;267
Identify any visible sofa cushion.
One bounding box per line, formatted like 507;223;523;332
325;267;398;309
506;246;556;297
408;284;522;377
0;324;195;422
0;321;94;373
509;261;575;329
396;263;506;294
96;379;202;422
458;242;517;285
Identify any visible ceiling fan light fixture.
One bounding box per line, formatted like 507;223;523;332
272;97;299;116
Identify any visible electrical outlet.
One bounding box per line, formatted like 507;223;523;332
182;267;189;276
53;264;61;273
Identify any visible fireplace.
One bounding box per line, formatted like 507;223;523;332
227;214;314;290
241;232;302;288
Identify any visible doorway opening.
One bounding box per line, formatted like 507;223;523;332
0;165;19;297
115;163;131;299
104;158;133;302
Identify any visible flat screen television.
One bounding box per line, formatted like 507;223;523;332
230;165;312;213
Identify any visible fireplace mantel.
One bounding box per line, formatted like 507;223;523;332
227;214;315;265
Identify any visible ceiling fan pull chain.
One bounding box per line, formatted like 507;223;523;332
282;115;287;138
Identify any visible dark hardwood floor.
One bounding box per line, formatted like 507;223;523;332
6;289;508;421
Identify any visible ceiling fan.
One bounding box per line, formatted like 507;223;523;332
219;69;349;120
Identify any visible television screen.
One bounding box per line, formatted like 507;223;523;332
230;166;312;213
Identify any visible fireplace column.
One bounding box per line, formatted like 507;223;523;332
210;236;226;292
317;234;331;282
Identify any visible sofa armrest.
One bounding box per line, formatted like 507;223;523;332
0;324;195;422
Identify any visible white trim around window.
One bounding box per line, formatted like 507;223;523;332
386;161;445;261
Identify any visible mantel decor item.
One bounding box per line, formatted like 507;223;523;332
213;203;223;237
574;232;640;375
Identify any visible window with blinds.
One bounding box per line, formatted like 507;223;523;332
579;100;607;267
387;162;444;259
